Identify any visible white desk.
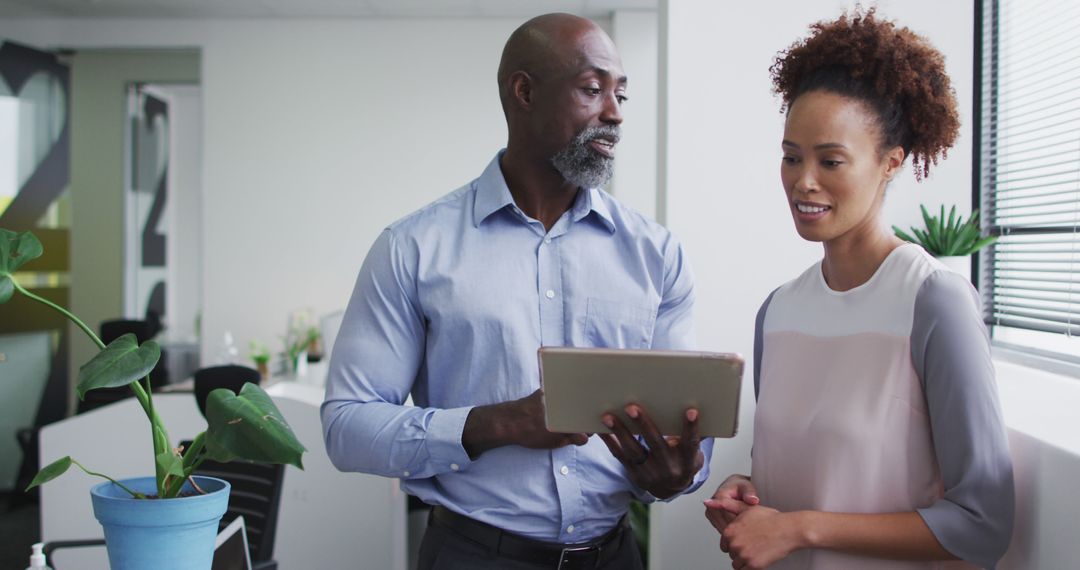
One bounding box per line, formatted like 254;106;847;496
40;382;405;569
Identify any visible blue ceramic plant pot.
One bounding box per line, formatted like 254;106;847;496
90;476;230;570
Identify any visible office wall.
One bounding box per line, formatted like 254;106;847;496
0;18;523;364
68;50;199;395
158;84;203;345
611;10;660;220
657;0;972;567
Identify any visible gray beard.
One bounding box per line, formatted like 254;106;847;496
550;125;620;189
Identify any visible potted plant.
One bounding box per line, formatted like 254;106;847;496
1;229;306;570
893;204;998;281
249;340;271;380
282;312;322;374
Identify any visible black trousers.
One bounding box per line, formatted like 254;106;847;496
417;512;644;570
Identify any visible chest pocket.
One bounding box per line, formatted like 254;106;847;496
584;297;657;349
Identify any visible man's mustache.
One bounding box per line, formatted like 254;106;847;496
580;126;621;146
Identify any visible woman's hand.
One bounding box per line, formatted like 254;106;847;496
703;474;759;534
721;507;807;570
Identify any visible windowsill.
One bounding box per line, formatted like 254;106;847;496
993;356;1080;457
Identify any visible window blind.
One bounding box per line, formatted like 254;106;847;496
979;0;1080;347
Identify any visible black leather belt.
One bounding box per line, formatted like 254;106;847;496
430;505;629;569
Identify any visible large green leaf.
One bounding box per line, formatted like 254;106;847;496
0;229;43;274
26;456;73;490
0;229;44;304
76;334;161;400
204;383;305;469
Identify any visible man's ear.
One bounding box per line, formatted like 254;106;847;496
509;71;534;111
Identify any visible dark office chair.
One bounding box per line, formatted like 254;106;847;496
190;364;280;568
193;364;262;418
181;445;285;570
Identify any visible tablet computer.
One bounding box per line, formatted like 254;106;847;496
538;347;743;438
213;515;253;570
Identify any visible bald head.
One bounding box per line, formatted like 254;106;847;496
497;13;616;115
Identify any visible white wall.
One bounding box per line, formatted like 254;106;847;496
994;360;1080;569
160;84;203;344
611;10;659;220
0;18;524;364
658;0;972;568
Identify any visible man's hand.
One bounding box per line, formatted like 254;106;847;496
462;389;588;458
719;506;806;570
703;474;759;534
598;404;704;499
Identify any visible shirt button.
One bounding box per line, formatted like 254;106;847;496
403;471;410;477
560;465;569;475
567;524;575;534
450;463;460;471
544;237;552;244
545;290;555;299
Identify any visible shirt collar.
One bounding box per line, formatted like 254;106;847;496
472;150;616;234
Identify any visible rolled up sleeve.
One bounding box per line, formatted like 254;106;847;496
911;270;1015;568
321;229;474;478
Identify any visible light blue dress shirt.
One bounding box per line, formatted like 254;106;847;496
321;151;712;543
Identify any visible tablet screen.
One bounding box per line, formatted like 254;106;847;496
539;347;743;438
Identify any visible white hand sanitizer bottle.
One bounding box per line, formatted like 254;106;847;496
217;330;239;365
26;542;52;570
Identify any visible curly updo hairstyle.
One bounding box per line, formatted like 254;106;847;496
770;8;960;181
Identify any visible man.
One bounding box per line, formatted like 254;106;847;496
321;13;711;569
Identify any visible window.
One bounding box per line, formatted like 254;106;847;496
977;0;1080;366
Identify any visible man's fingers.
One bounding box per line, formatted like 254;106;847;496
604;412;646;465
597;433;626;462
626;404;666;453
679;407;702;464
567;433;589;446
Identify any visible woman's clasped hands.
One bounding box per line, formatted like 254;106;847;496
704;475;809;570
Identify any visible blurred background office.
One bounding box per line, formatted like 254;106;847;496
1;0;1077;568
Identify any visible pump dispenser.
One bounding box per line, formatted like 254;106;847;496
26;542;52;570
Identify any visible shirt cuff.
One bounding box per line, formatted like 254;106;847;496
423;405;475;474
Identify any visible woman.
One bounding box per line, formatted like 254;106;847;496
704;10;1014;570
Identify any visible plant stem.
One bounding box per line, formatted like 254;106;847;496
162;432;208;498
145;373;165;497
12;277;174;493
181;432;207;470
13;280;104;350
71;459;146;499
12;279;159;415
187;476;207;495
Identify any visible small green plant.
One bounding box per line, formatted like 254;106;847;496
249;340;271;367
893;205;997;257
282;311;321;371
1;229;306;499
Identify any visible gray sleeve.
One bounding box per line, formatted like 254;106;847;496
911;270;1015;569
753;288;779;401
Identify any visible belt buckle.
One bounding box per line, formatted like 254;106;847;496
557;544;599;569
